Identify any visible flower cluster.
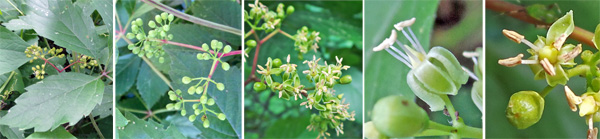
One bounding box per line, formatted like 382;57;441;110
254;55;355;138
293;26;321;55
245;0;294;32
24;45;65;79
165;40;231;128
126;12;175;63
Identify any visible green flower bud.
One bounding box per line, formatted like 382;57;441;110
148;21;156;28
135;18;143;26
287;6;295;15
169;94;177;101
221;62;230;71
174;102;182;110
223;45;232;53
188;86;196;95
272;58;282;67
218;113;226;121
202;43;209;51
163;25;170;31
216;83;225;91
159;57;165;63
155;15;162;23
127;44;135;50
168;34;173;40
340;75;352;84
253;82;266;92
203;119;210;128
161;12;168;20
126;33;135;39
166;103;174;110
132;47;140;54
188;115;196;122
136;34;145;40
207;98;215;106
372;95;429;137
200;95;208;104
176;89;182;95
160;31;166;37
181;109;186;116
246;40;257;48
182;76;192;84
196;86;203;94
168;14;174;22
195;109;201;115
506;91;544;129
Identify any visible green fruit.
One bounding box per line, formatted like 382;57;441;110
182;76;192;84
181;109;187;116
155;15;162;23
126;33;135;40
168;14;174;22
372;95;429;138
272;58;283;67
506;91;545;129
200;95;208;104
159;57;165;63
223;45;232;53
195;109;201;115
166;103;174;110
174;102;182;110
202;43;209;51
196;86;203;94
135;18;143;26
148;21;156;28
127;44;135;50
222;62;230;71
161;12;168;20
163;25;170;32
188;86;196;95
286;6;295;15
538;46;559;64
254;82;266;92
246;40;257;48
340;75;352;84
218;113;226;121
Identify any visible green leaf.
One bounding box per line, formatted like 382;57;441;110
25;127;75;139
546;10;574;45
291;10;362;49
0;70;25;94
21;0;105;59
136;62;169;108
92;85;113;118
118;112;186;138
264;116;311;138
593;23;600;49
116;54;141;96
115;109;128;127
0;26;31;75
165;46;241;138
91;0;113;36
3;19;33;31
163;115;203;138
0;111;24;139
332;68;363;123
364;0;439;120
190;0;241;46
0;72;104;132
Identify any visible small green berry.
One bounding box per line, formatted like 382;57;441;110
188;86;196;95
176;89;182;95
200;95;208;104
163;25;170;31
272;58;282;67
166;103;174;110
246;40;257;48
135;18;143;26
211;40;218;50
207;98;215;106
126;33;135;39
221;62;230;71
203;119;210;128
182;76;192;84
218;113;226;121
159;57;165;63
287;6;295;15
253;82;266;92
223;45;232;53
161;12;168;20
188;115;196;122
160;31;166;37
168;14;174;22
169;94;177;101
340;75;352;84
127;44;135;50
132;47;140;54
196;86;203;94
195;109;201;115
216;83;225;91
131;25;139;32
372;95;429;137
136;34;144;40
506;91;544;129
202;43;209;51
197;53;204;60
174;102;182;110
181;109;187;116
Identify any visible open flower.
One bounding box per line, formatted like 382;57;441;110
372;18;469;111
498;10;581;86
564;86;600;139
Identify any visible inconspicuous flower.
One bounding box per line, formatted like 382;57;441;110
372;18;469;111
498;10;581;86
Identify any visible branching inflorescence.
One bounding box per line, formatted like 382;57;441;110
24;45;98;80
498;10;600;138
126;12;175;63
366;18;482;138
165;40;232;128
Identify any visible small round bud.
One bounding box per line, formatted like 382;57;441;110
253;82;266;92
221;62;230;71
169;94;177;101
196;86;203;94
200;95;208;104
372;95;429;137
194;109;201;115
188;86;196;95
126;33;135;39
188;115;196;122
163;25;170;31
340;75;352;84
132;47;140;54
168;34;173;40
216;83;225;91
127;44;135;50
287;6;295;15
174;102;182;110
218;113;226;121
245;40;257;48
168;14;174;22
181;109;187;116
136;34;144;40
223;45;232;53
161;12;168;20
272;58;282;67
148;21;156;28
207;98;215;106
202;43;209;51
159;57;165;63
166;103;174;110
155;15;162;23
203;119;210;128
176;89;182;95
197;53;204;60
135;18;143;26
182;76;192;84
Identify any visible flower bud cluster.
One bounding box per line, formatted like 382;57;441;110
126;12;175;63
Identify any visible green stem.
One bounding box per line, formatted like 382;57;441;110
118;107;147;114
245;29;255;39
427;121;455;133
278;29;295;40
89;116;105;139
5;0;23;15
567;65;590;78
539;85;555;98
456;124;483;138
141;56;173;90
141;0;241;36
0;71;16;94
415;129;452;137
441;95;458;127
153;108;177;115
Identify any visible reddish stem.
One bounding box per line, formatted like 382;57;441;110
159;39;242;57
41;56;82;73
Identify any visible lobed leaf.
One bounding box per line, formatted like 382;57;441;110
0;26;31;75
25;127;75;139
136;62;169;108
0;72;104;132
118;112;186;139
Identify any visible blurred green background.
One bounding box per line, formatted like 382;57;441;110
365;0;482;138
243;0;363;138
486;0;600;138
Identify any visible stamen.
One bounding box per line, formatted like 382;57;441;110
521;59;538;65
407;27;426;53
554;33;568;50
540;58;556;76
498;54;524;67
401;29;420;54
560;44;582;62
393;17;416;31
461;66;479;81
388;45;410;63
373;30;397;51
503;29;539;51
564;86;582;112
396;41;418;64
385;48;412;68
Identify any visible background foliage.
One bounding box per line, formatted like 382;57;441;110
243;1;363;138
0;0;113;138
486;0;600;138
115;0;242;138
364;0;482;137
